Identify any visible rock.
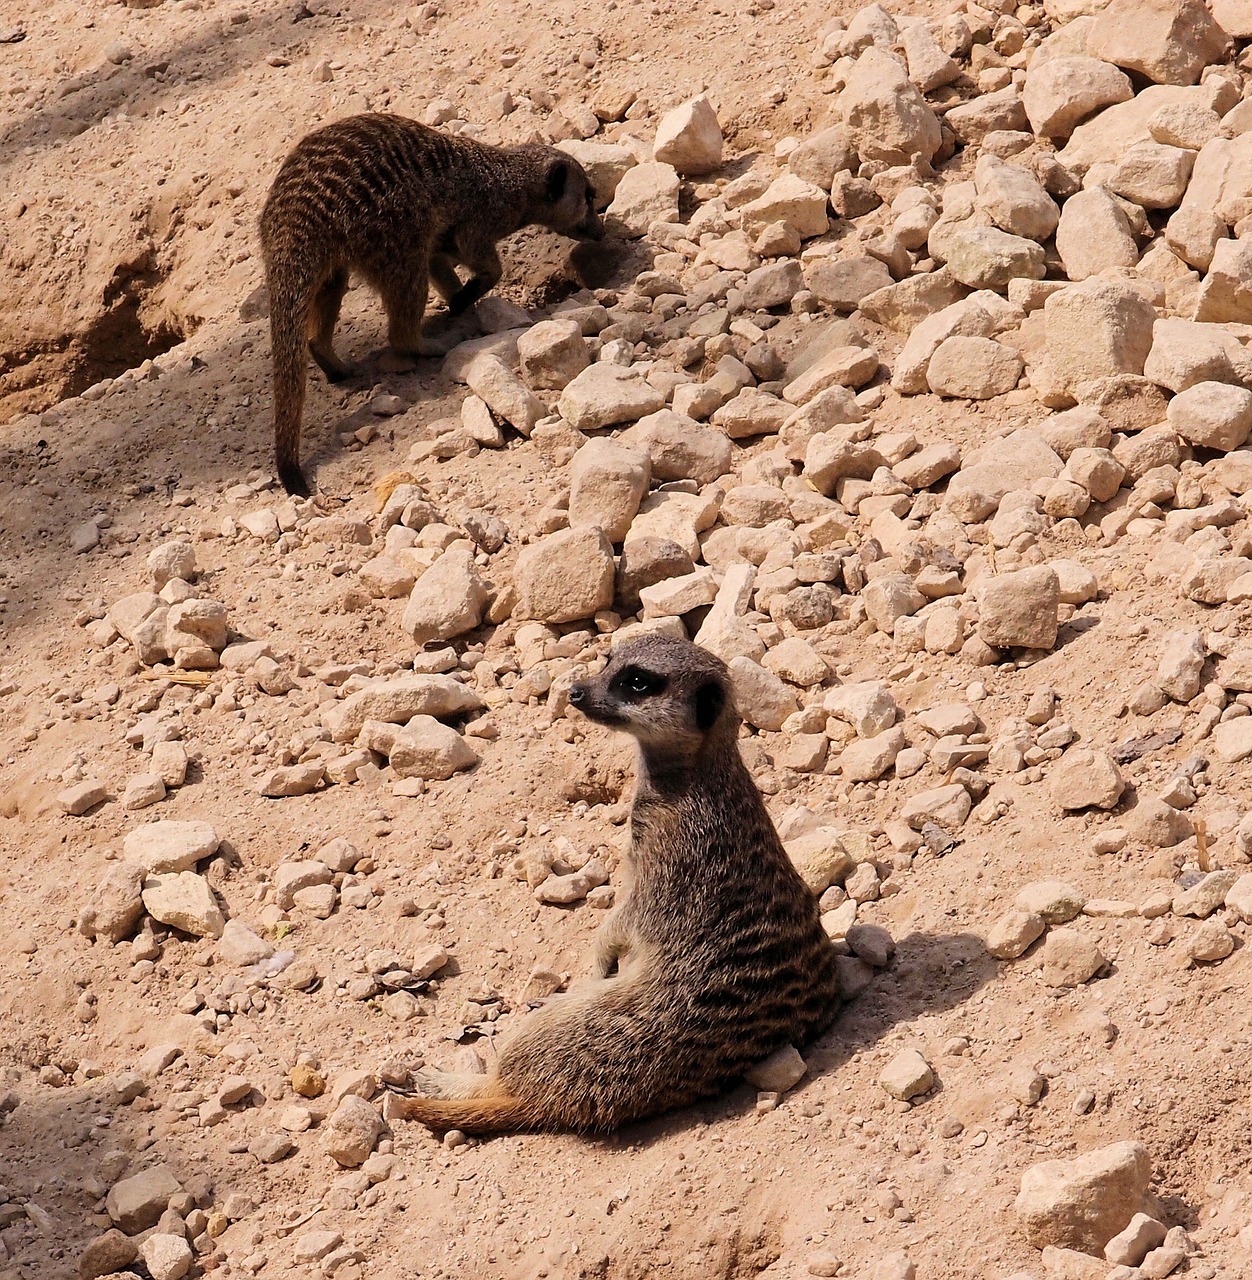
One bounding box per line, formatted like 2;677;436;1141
79;1229;138;1280
1055;187;1140;281
741;259;804;311
628;488;720;558
788;125;857;189
878;1048;934;1101
862;574;926;634
323;675;481;744
514;527;615;623
605;161;680;236
744;1044;807;1092
1227;873;1252;921
653;95;722;175
218;919;273;966
901;20;961;92
79;864;146;944
517;319;590;390
739;173;832;239
1167;380;1252;451
614;537;696;613
927;336;1023;399
58;780;107;816
1156;630;1207;701
860;269;968;332
1107;142;1195;209
784;345;879;403
1126;797;1193;846
387;717;478;780
1023;57;1135;138
559;363;665;430
623;409;732;483
140;1234;192;1280
105;1164;182;1233
900;784;972;830
784;829;854;895
141;872;225;939
1016;1142;1152;1252
258;762;324;798
945;226;1046;291
1164;205;1226;273
834;47;941;165
1213;716;1252;762
1105;1214;1169;1267
147;540;195;590
556;140;635;205
986;909;1047;959
1043;281;1157;398
824;680;898;737
1174;869;1238;918
712;386;792;439
977;566;1059;649
122;820;220;874
728;657;797;731
568;439;650;542
974;155;1060;241
945;87;1029;146
401;547;488;645
323;1094;386;1167
1144;316;1252;393
1038;930;1104;988
803;433;886;494
1087;0;1230;86
1193;236;1252;324
1050;747;1125;810
1016;880;1085;923
894;442;960;489
805;256;893;312
839;727;906;782
108;591;169;665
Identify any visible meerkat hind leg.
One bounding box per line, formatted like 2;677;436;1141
381;265;444;359
308;268;353;383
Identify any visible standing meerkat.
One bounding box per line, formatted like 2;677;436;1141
390;635;842;1135
259;113;604;496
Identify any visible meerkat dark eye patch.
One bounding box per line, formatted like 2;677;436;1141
613;665;666;699
693;681;724;731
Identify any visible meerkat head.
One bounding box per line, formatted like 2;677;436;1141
515;145;605;242
568;634;737;760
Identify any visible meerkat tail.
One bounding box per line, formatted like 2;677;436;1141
268;269;312;498
392;1090;533;1135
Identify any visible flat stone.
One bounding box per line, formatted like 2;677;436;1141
879;1048;934;1101
1050;747;1125;810
141;872;225;939
986;909;1046;959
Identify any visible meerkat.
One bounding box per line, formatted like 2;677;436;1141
259;113;604;497
390;634;842;1135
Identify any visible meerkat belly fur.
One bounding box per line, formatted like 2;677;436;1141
393;635;842;1135
259;113;603;497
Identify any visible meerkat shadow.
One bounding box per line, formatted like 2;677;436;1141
586;929;999;1151
803;929;1000;1079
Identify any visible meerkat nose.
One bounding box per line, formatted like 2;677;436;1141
568;684;589;707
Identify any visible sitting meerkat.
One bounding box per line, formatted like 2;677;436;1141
259;112;604;497
390;634;842;1134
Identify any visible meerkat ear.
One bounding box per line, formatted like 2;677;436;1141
545;158;571;203
694;681;724;732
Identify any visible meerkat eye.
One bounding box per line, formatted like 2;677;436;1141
614;666;666;698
